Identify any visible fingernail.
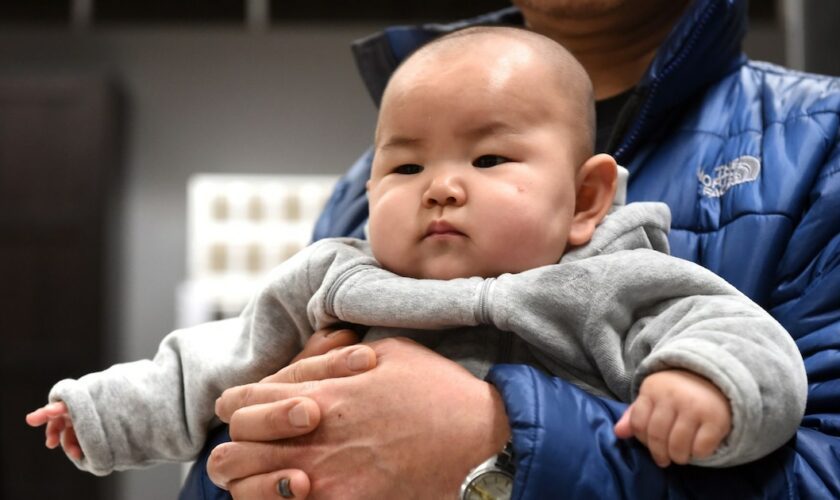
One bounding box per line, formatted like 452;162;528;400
277;477;294;498
347;347;370;372
288;403;310;428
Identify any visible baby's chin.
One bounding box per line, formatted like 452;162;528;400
416;270;474;280
410;264;502;281
381;254;518;280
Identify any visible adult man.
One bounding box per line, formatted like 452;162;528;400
184;0;840;497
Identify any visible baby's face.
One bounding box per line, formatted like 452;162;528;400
367;39;585;279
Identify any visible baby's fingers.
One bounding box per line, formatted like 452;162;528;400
26;408;48;427
628;394;653;445
45;419;66;449
667;416;699;465
613;407;634;438
61;424;83;460
645;404;677;467
692;422;726;459
26;402;69;427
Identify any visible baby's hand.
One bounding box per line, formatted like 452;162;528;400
614;369;731;467
25;402;83;460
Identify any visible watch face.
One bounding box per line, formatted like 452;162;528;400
463;471;513;500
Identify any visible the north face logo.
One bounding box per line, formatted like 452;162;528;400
697;156;761;198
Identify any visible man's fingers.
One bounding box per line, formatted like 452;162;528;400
290;328;360;364
262;345;377;384
209;441;302;490
228;469;311;500
216;382;318;423
229;398;320;441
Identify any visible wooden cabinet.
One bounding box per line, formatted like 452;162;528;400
0;76;119;500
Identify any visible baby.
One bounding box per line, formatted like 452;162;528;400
28;27;806;477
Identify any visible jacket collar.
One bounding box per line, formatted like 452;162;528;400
351;0;747;164
612;0;747;164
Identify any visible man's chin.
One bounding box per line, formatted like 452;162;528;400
513;0;629;19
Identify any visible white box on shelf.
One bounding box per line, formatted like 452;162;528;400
178;174;338;327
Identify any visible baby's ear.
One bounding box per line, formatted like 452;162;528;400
568;154;618;246
365;179;371;192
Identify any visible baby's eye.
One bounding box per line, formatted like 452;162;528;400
472;155;510;168
393;164;423;175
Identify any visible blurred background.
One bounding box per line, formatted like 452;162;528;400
1;0;837;498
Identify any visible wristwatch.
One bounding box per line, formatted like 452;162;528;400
460;441;515;500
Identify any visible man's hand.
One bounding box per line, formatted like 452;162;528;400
25;401;84;460
287;327;362;365
614;369;732;467
211;337;511;499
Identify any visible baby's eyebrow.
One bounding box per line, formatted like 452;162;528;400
458;121;520;140
378;135;423;150
377;122;520;151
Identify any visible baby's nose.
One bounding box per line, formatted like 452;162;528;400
422;175;466;207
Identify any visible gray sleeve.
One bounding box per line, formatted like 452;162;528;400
488;249;807;467
315;265;486;330
48;239;362;475
628;293;807;467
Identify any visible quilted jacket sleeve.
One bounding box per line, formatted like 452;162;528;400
486;365;802;499
769;122;840;497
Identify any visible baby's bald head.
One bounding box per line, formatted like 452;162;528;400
381;26;596;165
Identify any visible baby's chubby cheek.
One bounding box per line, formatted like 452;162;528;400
492;216;567;271
368;224;415;275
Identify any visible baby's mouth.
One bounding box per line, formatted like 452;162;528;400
424;220;466;238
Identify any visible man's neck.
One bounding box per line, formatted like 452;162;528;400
519;1;690;100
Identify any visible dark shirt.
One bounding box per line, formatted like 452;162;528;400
595;89;634;153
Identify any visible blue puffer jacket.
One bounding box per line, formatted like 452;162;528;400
182;1;840;498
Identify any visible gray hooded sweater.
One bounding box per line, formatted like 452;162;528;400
49;202;807;476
